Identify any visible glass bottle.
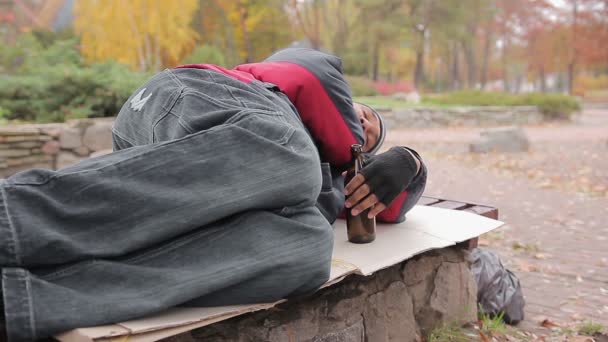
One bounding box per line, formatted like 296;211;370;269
345;144;376;243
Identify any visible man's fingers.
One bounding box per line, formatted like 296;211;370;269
345;183;371;209
368;202;387;218
344;173;366;196
351;194;379;216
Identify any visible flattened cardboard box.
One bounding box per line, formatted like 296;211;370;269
56;205;504;342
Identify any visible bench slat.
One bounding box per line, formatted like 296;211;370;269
430;200;470;210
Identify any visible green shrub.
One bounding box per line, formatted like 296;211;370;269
0;105;9;119
577;321;604;336
519;93;581;120
180;45;226;66
0;34;41;74
0;62;149;122
0;31;151;123
0;31;81;75
422;91;580;120
345;75;378;97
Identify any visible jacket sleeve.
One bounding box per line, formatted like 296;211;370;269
335;147;427;223
375;147;427;223
234;48;364;169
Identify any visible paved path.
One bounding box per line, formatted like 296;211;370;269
388;108;608;334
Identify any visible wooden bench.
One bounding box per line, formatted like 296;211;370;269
418;195;498;250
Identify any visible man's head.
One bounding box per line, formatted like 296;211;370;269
353;102;386;154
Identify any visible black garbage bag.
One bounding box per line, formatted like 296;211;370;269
470;248;525;324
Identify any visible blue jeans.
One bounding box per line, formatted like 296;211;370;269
0;69;333;340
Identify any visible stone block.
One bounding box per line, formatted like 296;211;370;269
39;124;64;138
57;152;85;169
67;119;94;130
6;159;22;167
313;319;364;342
0;127;39;135
82;122;113;152
402;254;444;286
469;126;530;153
174;248;474;342
21;155;52;165
60;127;83;149
326;281;367;327
363;282;418;342
2;135;41;143
74;146;91;156
428;262;477;324
9;141;41;149
42;140;61;155
0;149;31;158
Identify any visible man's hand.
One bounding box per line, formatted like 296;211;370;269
344;173;387;218
344;147;420;218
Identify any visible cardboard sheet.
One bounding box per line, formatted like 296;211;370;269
55;205;503;342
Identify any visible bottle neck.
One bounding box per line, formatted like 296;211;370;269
353;153;363;173
350;144;363;174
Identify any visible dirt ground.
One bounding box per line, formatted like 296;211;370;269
387;106;608;339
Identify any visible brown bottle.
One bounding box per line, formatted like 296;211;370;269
345;144;376;243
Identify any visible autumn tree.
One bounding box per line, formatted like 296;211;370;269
74;0;199;72
194;0;291;65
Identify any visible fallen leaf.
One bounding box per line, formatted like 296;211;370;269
535;253;547;259
540;318;561;328
577;275;584;282
519;260;540;272
567;337;593;342
479;331;490;342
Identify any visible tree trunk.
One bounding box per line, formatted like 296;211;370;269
238;1;253;63
539;67;547;93
462;40;476;89
331;0;347;56
413;29;426;88
450;42;461;90
567;62;575;95
501;39;510;93
311;0;321;50
568;0;578;95
480;26;492;90
372;41;380;81
436;57;443;92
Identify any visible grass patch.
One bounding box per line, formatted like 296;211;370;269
422;91;580;120
353;96;452;109
355;91;581;121
427;322;470;342
577;321;604;336
512;242;541;253
479;309;507;336
353;96;415;108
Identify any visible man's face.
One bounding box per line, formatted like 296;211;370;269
353;103;381;153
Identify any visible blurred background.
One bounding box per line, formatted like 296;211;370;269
0;0;607;340
0;0;606;123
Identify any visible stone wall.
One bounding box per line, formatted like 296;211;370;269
0;118;113;177
0;105;544;176
164;247;477;342
379;106;543;128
